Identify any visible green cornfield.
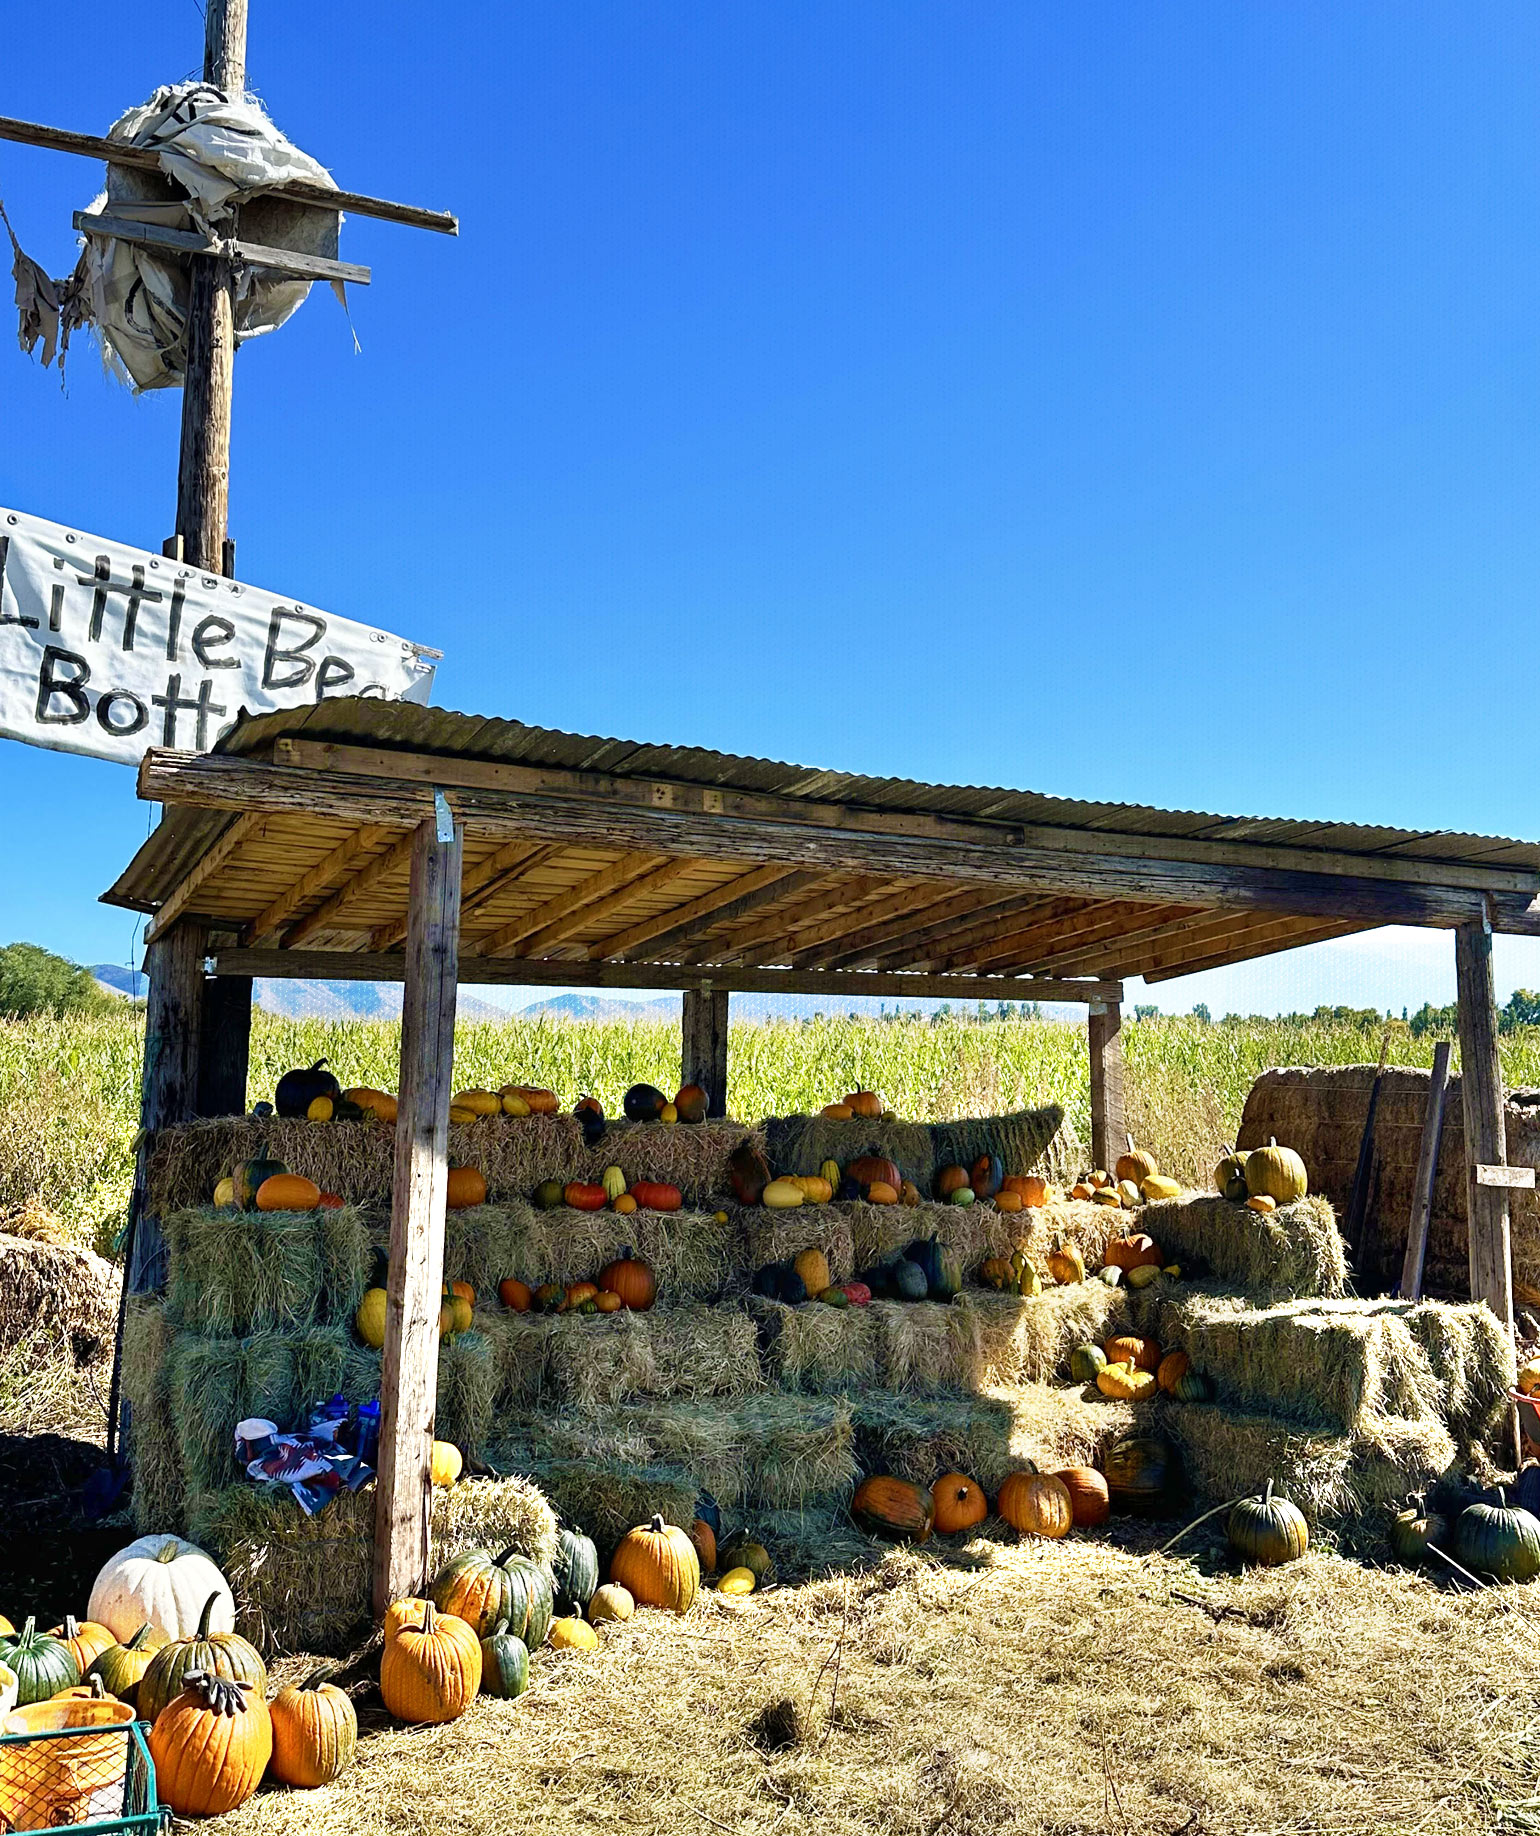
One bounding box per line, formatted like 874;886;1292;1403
6;1008;1540;1256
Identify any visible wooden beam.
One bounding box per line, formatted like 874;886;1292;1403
127;921;206;1293
945;901;1178;974
1088;1001;1124;1177
517;858;698;959
136;750;1528;929
208;945;1121;1004
1456;916;1515;1331
373;812;463;1614
243;824;395;946
73;212;372;286
265;736;1540;902
146;812;264;943
593;866;804;962
681;987;730;1117
642;870;827;963
0;114;460;235
1400;1039;1452;1302
371;843;562;951
792;886;1013;969
470;852;665;958
196;974;252;1117
283;830;419;948
698;876;888;964
1025;907;1268;979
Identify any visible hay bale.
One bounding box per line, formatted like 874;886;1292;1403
435;1330;496;1457
459;1202;741;1302
929;1108;1066;1183
543;1304;763;1406
1136;1192;1347;1299
124;1297;183;1533
751;1297;880;1394
846;1199;1016;1282
750;1507;880;1581
472;1307;559;1407
1160;1397;1460;1531
851;1382;1138;1492
575;1120;761;1208
738;1208;856;1287
763;1114;937;1190
163;1205;371;1337
190;1470;557;1656
0;1232;118;1364
868;1299;984;1394
970;1283;1132;1388
742;1394;858;1509
1239;1064;1540;1303
513;1461;698;1561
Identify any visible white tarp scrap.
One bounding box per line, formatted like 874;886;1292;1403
11;82;344;391
0;503;435;767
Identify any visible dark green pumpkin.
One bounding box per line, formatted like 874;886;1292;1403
532;1179;567;1211
233;1156;288;1209
1171;1369;1214;1404
136;1592;266;1722
498;1552;555;1649
1513;1462;1540;1519
931;1251;963;1303
1389;1492;1448;1568
1227;1480;1309;1566
694;1492;723;1540
752;1261;789;1300
550;1525;600;1616
479;1620;531;1698
777;1267;809;1306
1451;1488;1540;1582
903;1237;944;1292
1104;1436;1177;1514
0;1617;80;1705
86;1623;163;1711
1223;1174;1250;1204
1069;1344;1107;1384
892;1259;929;1302
275;1058;341;1118
623;1083;668;1123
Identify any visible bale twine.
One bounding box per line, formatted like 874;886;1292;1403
1238;1064;1540;1302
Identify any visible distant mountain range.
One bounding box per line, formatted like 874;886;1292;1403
90;966;1075;1024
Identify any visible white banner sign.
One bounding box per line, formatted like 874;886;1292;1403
0;505;436;764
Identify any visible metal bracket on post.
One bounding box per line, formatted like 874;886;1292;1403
433;789;454;844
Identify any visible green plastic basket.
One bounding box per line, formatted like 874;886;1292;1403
0;1718;164;1835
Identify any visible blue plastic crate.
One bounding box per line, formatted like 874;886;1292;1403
0;1718;164;1835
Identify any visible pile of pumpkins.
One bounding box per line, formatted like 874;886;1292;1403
272;1059;397;1124
356;1251;661;1347
528;1169;683;1214
749;1235;964;1308
211;1159;342;1212
1390;1474;1540;1584
1070;1334;1214;1405
981;1228;1178;1300
1064;1138;1181;1210
1212;1137;1309;1211
0;1536;360;1819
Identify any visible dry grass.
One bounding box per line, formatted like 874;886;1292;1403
198;1526;1540;1836
440;1202;741;1305
164;1204;371;1336
1138;1191;1349;1298
0;1232;119;1365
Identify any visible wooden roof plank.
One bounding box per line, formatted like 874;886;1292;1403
282;829;419;949
243;823;398;947
592;865;808;962
144;812;266;943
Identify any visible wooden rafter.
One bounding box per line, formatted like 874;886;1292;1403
654;870;829;963
243;823;397;947
783;884;1000;969
852;895;1088;972
469;852;659;958
698;876;891;964
283;829;420;948
807;888;1049;970
943;901;1183;974
371;842;563;952
1139;918;1364;983
146;812;265;943
594;866;810;962
1015;905;1246;979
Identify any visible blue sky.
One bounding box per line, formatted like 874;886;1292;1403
3;1;1537;1013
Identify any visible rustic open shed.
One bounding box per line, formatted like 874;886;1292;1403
103;699;1540;1605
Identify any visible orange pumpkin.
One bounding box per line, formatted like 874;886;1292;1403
1054;1467;1111;1528
564;1182;608;1212
931;1473;988;1536
268;1673;357;1788
845;1091;885;1118
379;1601;481;1723
1003;1174;1052;1207
1105;1334;1160;1373
594;1290;624;1313
849;1156;903;1195
562;1282;599;1311
47;1616;116;1675
613;1193;638;1215
629;1182;682;1213
997;1469;1073;1539
851;1476;934;1543
446;1166;487;1210
689;1519;717;1575
598;1248;657;1311
865;1180;899;1205
1069;1181;1094;1201
674;1084;709;1123
150;1673;272;1817
383;1598;430;1643
448;1280;475;1306
609;1516;700;1614
994;1190;1024;1214
255;1173;323;1212
1104;1234;1163;1273
820;1103;854;1120
499;1277;533;1312
521;1088;560;1114
1156;1350;1190;1395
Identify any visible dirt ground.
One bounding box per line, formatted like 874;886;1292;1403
196;1520;1540;1836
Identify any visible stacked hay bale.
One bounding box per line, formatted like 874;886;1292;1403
1237;1064;1540;1301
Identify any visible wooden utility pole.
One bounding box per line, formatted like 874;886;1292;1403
175;0;248;575
681;985;730;1116
1088;999;1124;1175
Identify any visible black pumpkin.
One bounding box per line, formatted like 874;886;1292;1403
1451;1487;1540;1582
574;1096;606;1146
1513;1462;1540;1520
479;1620;530;1699
778;1267;809;1306
623;1083;668;1123
1227;1480;1309;1566
1104;1436;1178;1514
550;1525;600;1615
752;1261;789;1300
275;1058;341;1118
903;1236;944;1293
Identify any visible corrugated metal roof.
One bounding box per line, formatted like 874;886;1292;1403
215;699;1540;872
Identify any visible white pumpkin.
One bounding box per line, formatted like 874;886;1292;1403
87;1536;234;1643
0;1659;16;1716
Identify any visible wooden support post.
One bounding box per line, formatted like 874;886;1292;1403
373;806;463;1613
175;0;246;572
1088;999;1124;1176
681;986;730;1118
1399;1038;1451;1302
197;975;253;1118
127;922;207;1292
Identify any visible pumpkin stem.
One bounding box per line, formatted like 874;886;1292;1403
299;1667;335;1691
63;1615;81;1638
421;1602;437;1635
647;1514;667;1534
18;1617;35;1639
494;1545;522;1568
1496;1485;1508;1507
1263;1479;1275;1506
156;1540;182;1564
126;1625;155;1651
197;1591;221;1638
